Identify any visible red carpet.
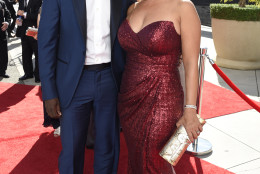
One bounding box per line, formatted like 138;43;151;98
1;81;254;173
201;81;260;119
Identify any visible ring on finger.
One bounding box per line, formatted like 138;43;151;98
196;131;200;134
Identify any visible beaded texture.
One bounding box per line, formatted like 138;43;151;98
184;105;197;110
118;20;184;174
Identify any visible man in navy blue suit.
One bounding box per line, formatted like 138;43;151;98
38;0;135;173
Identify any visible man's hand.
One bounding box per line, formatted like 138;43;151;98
1;22;8;31
17;10;24;16
45;98;62;119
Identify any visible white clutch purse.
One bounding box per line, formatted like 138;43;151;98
159;115;205;166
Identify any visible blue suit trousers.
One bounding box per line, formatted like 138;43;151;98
58;68;120;174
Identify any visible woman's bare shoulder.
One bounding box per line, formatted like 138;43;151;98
178;0;201;32
178;0;196;12
127;4;135;16
127;1;139;17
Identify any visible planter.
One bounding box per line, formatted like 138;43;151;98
210;4;260;70
212;18;260;69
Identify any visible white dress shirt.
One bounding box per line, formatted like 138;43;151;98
85;0;111;65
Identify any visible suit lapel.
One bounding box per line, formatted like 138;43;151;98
26;0;31;11
72;0;86;43
110;0;123;49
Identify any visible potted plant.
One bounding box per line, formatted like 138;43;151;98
210;0;260;70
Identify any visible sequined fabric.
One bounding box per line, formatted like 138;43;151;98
117;20;184;174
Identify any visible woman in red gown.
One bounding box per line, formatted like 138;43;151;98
117;0;202;173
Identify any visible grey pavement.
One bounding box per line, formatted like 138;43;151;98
1;36;40;86
200;25;260;174
1;23;260;173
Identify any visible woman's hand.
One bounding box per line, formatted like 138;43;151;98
33;34;38;40
176;108;203;143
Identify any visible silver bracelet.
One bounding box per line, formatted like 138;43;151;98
184;105;197;110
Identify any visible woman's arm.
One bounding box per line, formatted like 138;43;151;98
176;0;202;143
37;7;41;28
33;8;41;40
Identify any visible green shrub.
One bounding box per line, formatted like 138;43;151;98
221;0;260;7
210;4;260;21
249;0;260;5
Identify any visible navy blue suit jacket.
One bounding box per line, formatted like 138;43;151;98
38;0;135;108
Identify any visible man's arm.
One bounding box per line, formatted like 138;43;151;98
1;1;11;32
17;0;24;16
18;0;24;10
4;1;11;24
38;0;60;101
38;0;61;118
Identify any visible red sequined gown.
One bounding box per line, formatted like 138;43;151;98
117;20;184;174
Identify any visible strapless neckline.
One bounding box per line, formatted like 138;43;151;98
125;19;180;36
